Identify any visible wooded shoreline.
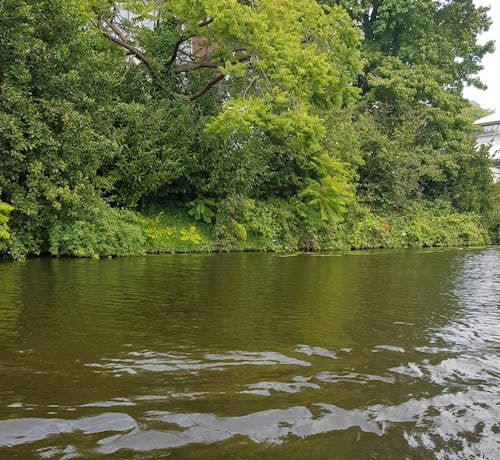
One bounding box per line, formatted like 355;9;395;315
1;1;498;259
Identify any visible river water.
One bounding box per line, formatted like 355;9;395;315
0;249;499;459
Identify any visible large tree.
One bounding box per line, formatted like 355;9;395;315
322;0;494;213
90;0;362;219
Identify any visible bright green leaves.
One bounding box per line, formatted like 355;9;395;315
185;0;362;226
300;175;352;222
1;0;492;258
300;155;354;222
180;226;202;244
0;202;14;240
205;94;326;157
210;0;360;103
85;0;362;226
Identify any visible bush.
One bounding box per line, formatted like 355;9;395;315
345;203;489;249
48;201;147;258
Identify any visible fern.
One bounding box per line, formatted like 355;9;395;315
180;226;202;244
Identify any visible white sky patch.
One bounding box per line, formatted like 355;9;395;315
463;1;500;113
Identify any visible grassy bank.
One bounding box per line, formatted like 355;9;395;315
145;205;489;252
2;196;496;260
4;201;488;259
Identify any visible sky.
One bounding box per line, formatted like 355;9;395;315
463;1;500;113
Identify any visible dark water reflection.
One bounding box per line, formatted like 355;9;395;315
0;249;498;458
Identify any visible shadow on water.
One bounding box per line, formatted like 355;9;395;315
0;249;498;458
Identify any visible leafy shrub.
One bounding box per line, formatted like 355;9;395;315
187;198;216;223
345;203;489;250
48;201;147;258
140;208;215;253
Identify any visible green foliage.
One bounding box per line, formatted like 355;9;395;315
0;0;124;258
299;157;354;222
344;202;489;249
0;201;14;240
96;0;362;216
489;182;500;243
180;226;202;245
213;196;255;248
0;0;495;258
48;202;147;258
140;208;215;253
187;198;216;223
231;219;248;241
241;199;302;251
109;100;197;208
322;0;494;215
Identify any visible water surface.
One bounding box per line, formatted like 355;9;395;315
0;249;499;458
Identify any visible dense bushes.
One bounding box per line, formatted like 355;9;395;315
0;197;491;259
134;201;491;257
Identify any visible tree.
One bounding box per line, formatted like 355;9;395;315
0;0;127;257
91;0;362;221
321;0;494;213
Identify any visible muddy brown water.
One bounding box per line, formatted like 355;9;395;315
0;249;499;458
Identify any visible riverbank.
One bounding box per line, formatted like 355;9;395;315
1;195;496;260
13;201;487;259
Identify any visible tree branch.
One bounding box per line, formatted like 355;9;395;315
188;72;225;100
165;18;213;67
177;53;252;73
102;17;128;43
102;32;161;82
166;37;188;66
96;17;161;84
184;53;252;100
176;59;218;72
94;13;250;100
198;18;214;27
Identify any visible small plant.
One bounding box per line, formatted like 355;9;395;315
187;198;216;223
180;226;202;244
231;219;247;240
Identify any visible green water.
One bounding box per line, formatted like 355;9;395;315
0;249;499;459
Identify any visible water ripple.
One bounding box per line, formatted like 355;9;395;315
85;350;311;376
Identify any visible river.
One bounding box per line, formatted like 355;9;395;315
0;249;499;458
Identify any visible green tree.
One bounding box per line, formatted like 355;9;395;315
0;0;127;257
92;0;362;227
322;0;494;214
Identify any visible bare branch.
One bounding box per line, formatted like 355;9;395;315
165;17;213;67
102;31;160;82
102;17;128;43
177;49;195;61
198;18;214;27
95;17;161;84
176;59;218;73
166;36;191;66
189;72;225;100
